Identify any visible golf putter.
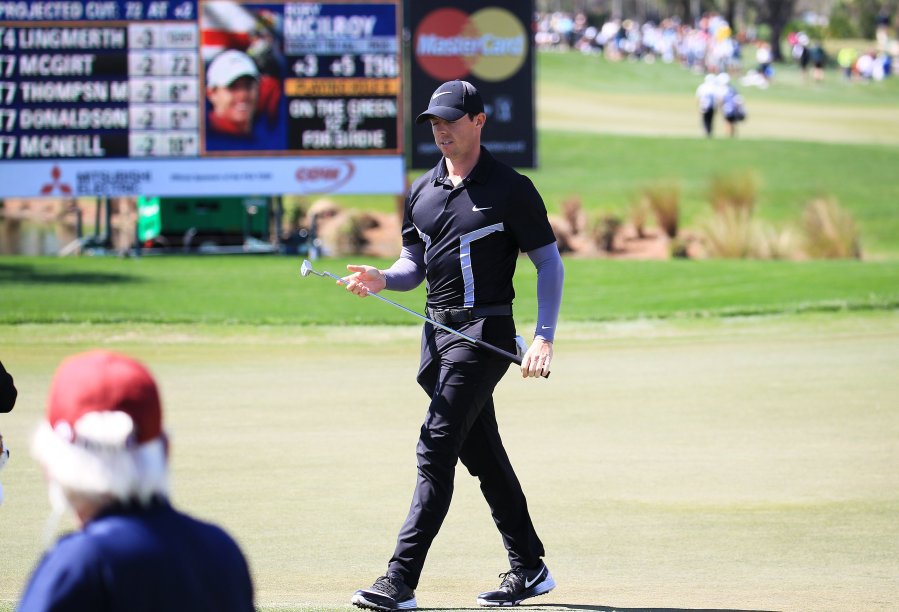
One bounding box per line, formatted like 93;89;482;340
300;259;549;377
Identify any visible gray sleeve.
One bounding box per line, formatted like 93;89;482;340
526;243;564;342
382;243;426;292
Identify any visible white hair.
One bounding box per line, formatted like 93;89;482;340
32;414;169;505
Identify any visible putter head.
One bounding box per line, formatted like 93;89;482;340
300;259;315;277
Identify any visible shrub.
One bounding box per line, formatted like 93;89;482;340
561;196;587;235
827;12;857;39
628;197;651;238
701;207;801;260
702;207;755;258
708;170;760;216
591;213;622;253
642;181;679;238
548;216;576;254
801;198;862;259
669;235;691;259
753;221;801;260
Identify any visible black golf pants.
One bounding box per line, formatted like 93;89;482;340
387;317;545;589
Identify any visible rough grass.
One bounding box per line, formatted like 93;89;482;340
1;256;898;325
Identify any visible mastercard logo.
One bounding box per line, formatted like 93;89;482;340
414;7;528;82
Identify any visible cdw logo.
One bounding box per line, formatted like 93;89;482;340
294;160;355;194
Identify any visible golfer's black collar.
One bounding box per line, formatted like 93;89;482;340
431;146;495;187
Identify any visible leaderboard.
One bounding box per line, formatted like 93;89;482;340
0;0;402;161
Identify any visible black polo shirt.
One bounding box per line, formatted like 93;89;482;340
402;147;555;309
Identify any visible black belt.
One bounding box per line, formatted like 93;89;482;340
425;304;512;325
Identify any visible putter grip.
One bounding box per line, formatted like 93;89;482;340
480;341;550;378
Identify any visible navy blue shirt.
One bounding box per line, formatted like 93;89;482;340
403;147;555;309
18;500;253;612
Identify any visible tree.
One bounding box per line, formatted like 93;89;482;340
750;0;797;61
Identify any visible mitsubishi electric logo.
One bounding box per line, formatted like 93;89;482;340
40;165;72;195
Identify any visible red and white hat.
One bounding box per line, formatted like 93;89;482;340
32;350;169;502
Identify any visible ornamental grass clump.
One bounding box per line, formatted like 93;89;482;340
628;197;651;238
701;171;799;260
642;181;680;238
591;213;622;253
801;198;862;259
702;207;756;258
709;170;760;215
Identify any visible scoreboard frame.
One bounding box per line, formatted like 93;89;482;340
0;0;405;198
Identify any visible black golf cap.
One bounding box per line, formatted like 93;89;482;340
415;80;484;124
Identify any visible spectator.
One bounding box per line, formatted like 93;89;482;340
809;41;826;83
717;73;746;138
0;360;15;506
793;32;811;80
838;47;859;79
856;51;875;80
1;360;15;413
18;350;255;612
696;73;718;137
876;9;892;53
756;41;774;80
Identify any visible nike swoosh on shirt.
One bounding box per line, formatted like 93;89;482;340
472;205;493;212
431;91;452;100
541;325;552;330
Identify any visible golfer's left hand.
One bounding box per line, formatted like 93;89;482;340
343;264;386;297
521;338;552;379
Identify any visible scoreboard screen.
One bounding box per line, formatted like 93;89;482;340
0;0;404;197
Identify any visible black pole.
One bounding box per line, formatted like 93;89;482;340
93;197;101;240
103;197;112;248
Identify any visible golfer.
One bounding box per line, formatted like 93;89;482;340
344;79;563;609
205;48;284;151
206;49;261;136
18;350;255;612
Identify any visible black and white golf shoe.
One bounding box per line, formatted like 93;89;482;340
351;572;417;611
476;562;556;607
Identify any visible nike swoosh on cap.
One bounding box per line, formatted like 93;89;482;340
472;205;493;212
431;91;452;100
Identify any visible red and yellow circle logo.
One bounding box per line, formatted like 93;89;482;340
414;7;528;82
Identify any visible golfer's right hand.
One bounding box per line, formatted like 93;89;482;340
343;265;386;297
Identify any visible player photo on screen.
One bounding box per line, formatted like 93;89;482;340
201;1;287;152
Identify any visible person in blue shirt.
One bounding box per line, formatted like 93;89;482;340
18;350;254;612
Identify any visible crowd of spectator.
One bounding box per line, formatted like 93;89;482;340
534;9;897;87
535;11;743;75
